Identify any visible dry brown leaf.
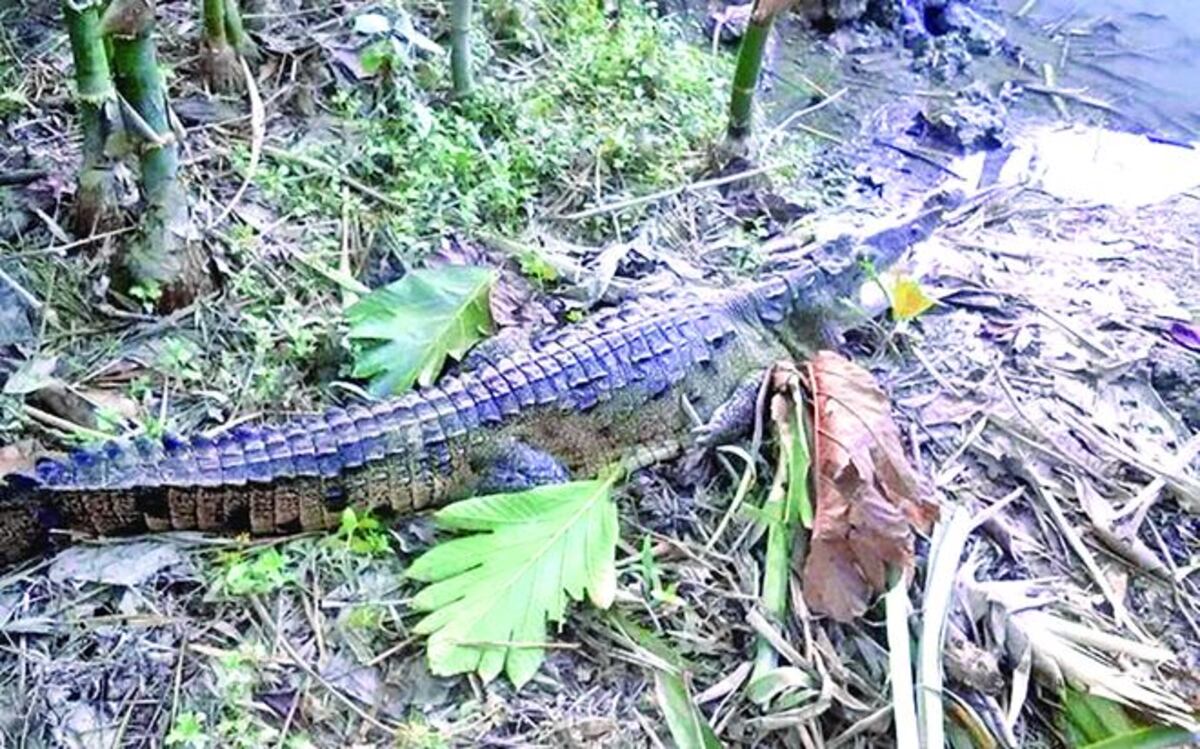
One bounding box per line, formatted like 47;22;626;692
802;351;938;622
0;441;36;477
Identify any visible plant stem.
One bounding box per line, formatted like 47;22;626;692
202;0;226;46
727;0;778;143
200;0;240;90
751;384;810;691
752;465;793;678
223;0;258;60
103;0;205;309
108;15;175;203
63;0;120;234
450;0;473;96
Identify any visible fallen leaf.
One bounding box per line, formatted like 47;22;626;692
802;351;938;622
3;356;59;395
430;235;555;327
487;272;556;328
0;441;36;476
49;541;186;587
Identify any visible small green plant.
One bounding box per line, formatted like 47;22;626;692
395;716;449;749
638;536;680;607
93;405;125;435
170;644;287;749
129;279;164;307
516;248;559;285
331;507;391;557
216;547;290;597
345;603;388;630
165;711;209;748
158;337;205;383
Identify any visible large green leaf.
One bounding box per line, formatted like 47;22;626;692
406;473;620;687
347;266;496;396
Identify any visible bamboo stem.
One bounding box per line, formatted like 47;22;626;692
727;0;777;143
63;0;120;234
103;0;205;309
200;0;241;90
450;0;473;96
223;0;258;60
108;15;176;202
202;0;226;46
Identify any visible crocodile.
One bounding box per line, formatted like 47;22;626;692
0;194;957;566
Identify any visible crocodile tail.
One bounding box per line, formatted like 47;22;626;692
0;475;59;565
0;399;424;560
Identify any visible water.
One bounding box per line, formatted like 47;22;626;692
1012;0;1200;139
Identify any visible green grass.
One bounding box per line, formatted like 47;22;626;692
260;0;729;255
166;644;318;749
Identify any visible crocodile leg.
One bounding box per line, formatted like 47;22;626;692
692;369;768;448
475;441;570;494
458;327;533;371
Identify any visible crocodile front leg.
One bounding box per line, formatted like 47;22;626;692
692;370;769;449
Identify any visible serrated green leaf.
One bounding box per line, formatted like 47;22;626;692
406;475;620;688
347;266;496;396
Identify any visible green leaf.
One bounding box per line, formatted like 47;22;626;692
347;266;496;396
745;666;817;707
605;611;722;748
407;473;621;687
654;668;724;749
358;41;392;75
783;391;811;528
1063;689;1197;749
1081;726;1198;749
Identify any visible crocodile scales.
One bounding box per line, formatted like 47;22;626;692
0;197;953;565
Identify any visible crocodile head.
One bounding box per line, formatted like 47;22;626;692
741;189;963;355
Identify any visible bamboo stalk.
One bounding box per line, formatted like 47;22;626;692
108;14;175;203
103;0;206;310
63;0;120;235
200;0;239;90
727;0;779;144
750;383;810;697
450;0;473;96
223;0;258;61
202;0;226;47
